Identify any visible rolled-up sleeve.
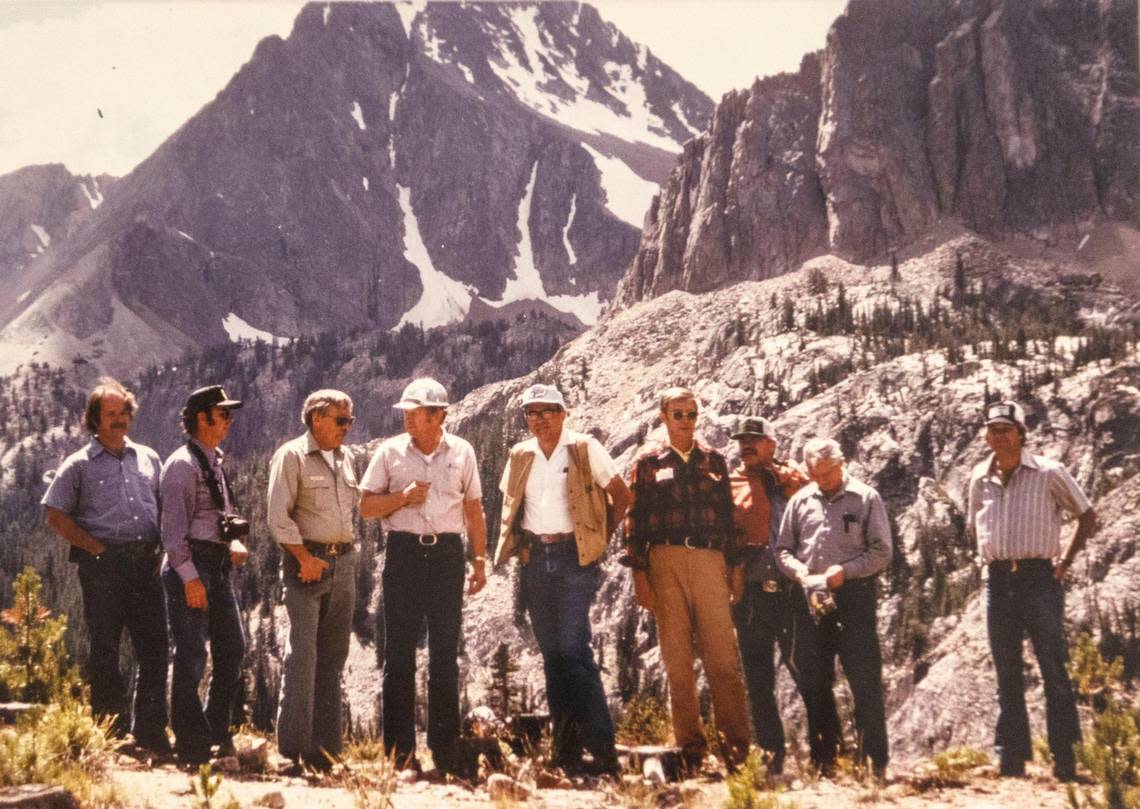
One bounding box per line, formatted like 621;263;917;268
266;446;304;546
160;459;199;582
841;491;892;580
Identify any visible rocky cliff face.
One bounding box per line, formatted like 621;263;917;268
0;2;711;377
616;0;1140;307
0;165;109;282
449;230;1140;762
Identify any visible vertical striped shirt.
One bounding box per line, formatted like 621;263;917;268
967;449;1091;563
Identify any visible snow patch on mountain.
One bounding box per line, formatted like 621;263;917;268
485;6;679;154
80;178;103;210
221;313;290;345
562;193;578;266
582;143;656;227
350;101;366;131
30;224;49;251
396;184;474;329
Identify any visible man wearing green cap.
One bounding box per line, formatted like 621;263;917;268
728;416;831;775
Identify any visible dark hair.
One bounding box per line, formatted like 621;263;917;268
84;378;137;433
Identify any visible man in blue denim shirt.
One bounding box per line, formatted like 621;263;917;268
160;385;248;765
42;378;169;753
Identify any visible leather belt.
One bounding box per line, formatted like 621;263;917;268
388;530;461;547
303;539;354;556
522;529;574;545
988;558;1052;573
649;534;714;550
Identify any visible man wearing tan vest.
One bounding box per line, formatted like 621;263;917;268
495;384;631;776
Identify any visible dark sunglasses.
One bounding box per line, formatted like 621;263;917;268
212;408;235;422
670;410;698;421
334;416;355;427
524;407;562;420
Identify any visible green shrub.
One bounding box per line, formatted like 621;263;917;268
931;745;990;783
0;567;82;704
616;692;671;746
724;751;795;809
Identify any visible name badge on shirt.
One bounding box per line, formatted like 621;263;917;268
308;475;327;483
655;467;675;483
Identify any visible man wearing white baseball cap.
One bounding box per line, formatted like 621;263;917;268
495;383;631;776
968;400;1097;781
360;378;487;775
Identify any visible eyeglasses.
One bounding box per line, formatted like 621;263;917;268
524;407;562;420
334;416;355;427
213;408;235;422
669;410;699;421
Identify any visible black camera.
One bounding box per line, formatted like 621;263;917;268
219;513;250;541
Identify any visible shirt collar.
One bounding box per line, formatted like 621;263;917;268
304;431;342;457
190;436;222;463
808;473;851;502
655;441;704;463
85;436;137;459
402;429;450;456
985;447;1037;475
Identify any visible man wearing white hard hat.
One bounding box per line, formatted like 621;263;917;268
967;400;1097;782
360;378;487;776
495;383;631;776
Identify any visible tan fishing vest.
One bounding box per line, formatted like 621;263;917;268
494;438;609;567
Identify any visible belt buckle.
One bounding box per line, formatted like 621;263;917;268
1011;559;1018;573
762;580;779;593
327;543;340;557
419;533;438;547
683;535;696;549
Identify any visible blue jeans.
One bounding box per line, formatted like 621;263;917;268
521;540;615;764
162;543;246;761
75;544;168;745
986;560;1080;775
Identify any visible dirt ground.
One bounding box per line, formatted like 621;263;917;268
105;751;1090;809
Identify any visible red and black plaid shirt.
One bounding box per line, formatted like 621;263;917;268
624;442;739;568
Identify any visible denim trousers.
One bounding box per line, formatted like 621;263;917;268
276;548;355;760
986;560;1081;774
521;539;615;763
789;576;888;767
732;582;839;758
75;544;168;743
162;543;246;760
381;533;465;767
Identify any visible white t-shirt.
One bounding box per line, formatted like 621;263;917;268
499;427;618;534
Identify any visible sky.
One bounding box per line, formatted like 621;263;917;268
0;0;845;179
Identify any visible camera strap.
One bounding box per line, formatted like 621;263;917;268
186;440;237;512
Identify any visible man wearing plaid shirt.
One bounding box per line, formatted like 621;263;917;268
622;387;749;771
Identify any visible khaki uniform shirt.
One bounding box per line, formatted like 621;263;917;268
267;432;358;546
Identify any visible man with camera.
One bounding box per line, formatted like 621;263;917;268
160;385;248;765
267;390;359;772
774;437;892;781
41;378;170;754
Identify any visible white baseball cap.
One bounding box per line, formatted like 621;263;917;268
393;377;449;410
519;383;566;409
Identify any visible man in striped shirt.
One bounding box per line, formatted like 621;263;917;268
967;401;1097;782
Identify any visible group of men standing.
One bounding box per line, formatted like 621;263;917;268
42;376;1096;784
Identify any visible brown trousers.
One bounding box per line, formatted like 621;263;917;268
648;545;750;762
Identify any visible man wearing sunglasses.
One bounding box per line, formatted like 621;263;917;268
267;389;359;772
495;384;631;777
360;378;487;777
622;387;750;773
967;401;1097;782
160;385;248;765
